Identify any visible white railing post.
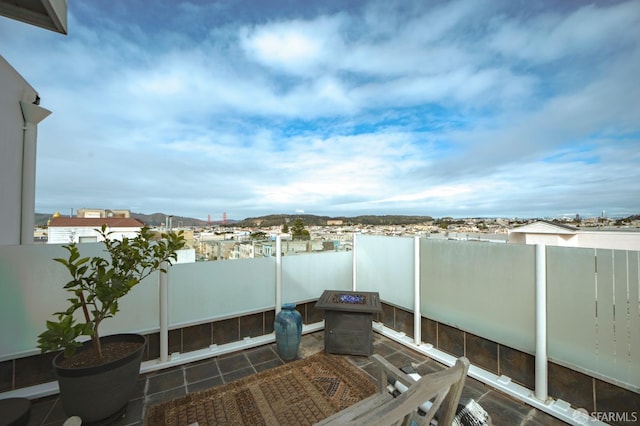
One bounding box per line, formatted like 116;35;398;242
535;244;548;401
159;262;169;362
352;233;358;291
276;235;282;314
414;235;421;345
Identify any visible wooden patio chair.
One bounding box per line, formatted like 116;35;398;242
315;354;470;426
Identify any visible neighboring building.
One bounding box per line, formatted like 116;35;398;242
508;220;640;251
0;56;51;245
47;215;146;244
0;0;67;34
0;0;67;245
77;208;131;218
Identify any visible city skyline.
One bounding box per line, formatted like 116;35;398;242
1;0;639;221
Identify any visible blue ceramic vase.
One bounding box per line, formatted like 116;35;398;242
274;303;303;361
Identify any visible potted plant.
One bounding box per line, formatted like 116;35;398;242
37;225;185;423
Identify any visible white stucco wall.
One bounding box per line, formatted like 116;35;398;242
523;233;577;247
0;56;39;245
47;226;143;244
175;248;196;263
510;228;640;250
576;231;640;251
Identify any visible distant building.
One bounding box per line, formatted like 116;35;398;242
47;214;145;244
76;208;131;218
508;220;640;251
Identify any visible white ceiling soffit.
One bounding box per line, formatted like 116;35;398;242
0;0;67;34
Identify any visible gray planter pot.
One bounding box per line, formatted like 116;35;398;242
52;334;146;423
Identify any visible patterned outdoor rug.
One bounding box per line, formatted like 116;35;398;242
144;352;376;426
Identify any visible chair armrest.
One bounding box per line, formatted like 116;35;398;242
370;353;418;393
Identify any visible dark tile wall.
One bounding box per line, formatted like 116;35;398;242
438;322;465;357
211;317;238;345
182;323;212;352
168;328;182;354
394;307;414;339
548;362;595;413
466;332;499;376
13;352;56;389
420;316;437;345
499;344;534;389
141;303;322;357
0;359;13;392
264;310;275;334
306;301;325;324
240;313;263;339
144;332;160;361
379;303;395;329
379;302;639;424
595;378;640;417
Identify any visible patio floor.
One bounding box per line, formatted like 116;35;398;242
27;331;568;425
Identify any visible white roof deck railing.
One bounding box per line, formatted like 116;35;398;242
0;235;637;425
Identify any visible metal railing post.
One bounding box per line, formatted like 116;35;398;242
414;235;421;345
535;244;548;401
352;233;358;291
159;262;169;362
276;235;282;314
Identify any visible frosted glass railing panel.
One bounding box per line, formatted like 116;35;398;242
93;272;159;336
596;249;640;391
0;243;78;359
547;246;599;373
168;257;276;326
547;246;640;391
356;235;415;310
0;243;158;360
282;252;352;304
421;239;536;353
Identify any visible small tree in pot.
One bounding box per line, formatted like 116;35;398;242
37;225;186;421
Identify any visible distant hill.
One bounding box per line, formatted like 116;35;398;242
35;212;434;227
235;214;434;227
34;212;640;228
130;212;212;227
35;213;53;227
35;212;221;227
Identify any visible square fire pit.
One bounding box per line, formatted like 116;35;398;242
315;290;382;356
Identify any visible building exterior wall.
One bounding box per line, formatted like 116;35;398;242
48;226;142;244
0;56;38;245
175;249;196;263
509;221;640;250
239;242;255;258
513;230;640;250
576;231;640;251
523;233;574;246
77;208;131;218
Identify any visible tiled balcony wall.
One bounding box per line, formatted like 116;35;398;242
5;300;638;425
0;301;321;394
380;302;640;420
1;235;638;424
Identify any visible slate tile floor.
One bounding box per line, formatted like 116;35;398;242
27;332;567;425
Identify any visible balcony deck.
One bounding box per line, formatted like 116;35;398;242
27;331;567;426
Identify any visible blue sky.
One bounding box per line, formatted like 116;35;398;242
1;0;639;220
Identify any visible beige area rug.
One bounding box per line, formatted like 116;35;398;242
145;352;376;426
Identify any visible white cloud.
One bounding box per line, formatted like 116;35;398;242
239;15;345;75
1;0;637;219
